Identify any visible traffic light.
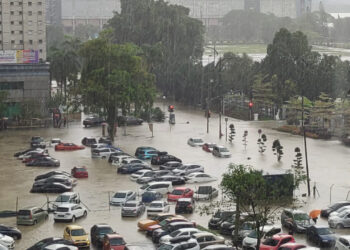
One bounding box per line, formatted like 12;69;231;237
249;101;253;108
206;110;211;118
168;105;174;112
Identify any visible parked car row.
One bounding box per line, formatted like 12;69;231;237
30;171;77;193
187;138;232;158
14;147;60;167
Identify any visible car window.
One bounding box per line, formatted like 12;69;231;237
280;238;292;245
279;247;291;250
197;237;205;243
340;238;350;246
206;236;216;241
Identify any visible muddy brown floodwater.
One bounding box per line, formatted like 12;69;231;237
1;103;350;249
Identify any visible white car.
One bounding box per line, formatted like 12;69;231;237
43;244;78;250
187;138;204;147
110;190;136;206
130;170;152;181
212;146;231;158
329;206;350;218
158;237;200;250
52;192;80;210
328;210;350;228
139;181;173;195
159;228;201;244
147;201;170;215
53;204;87;222
202;245;234;250
112;155;134;167
185;173;217;183
50;138;61;146
117;158;145;168
194;186;219;200
242;225;281;250
335;236;350;250
172;164;204;176
91;147;118;159
0;233;15;249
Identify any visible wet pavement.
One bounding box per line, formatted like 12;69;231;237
1;103;350;249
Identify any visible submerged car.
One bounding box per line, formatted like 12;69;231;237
90;223;115;247
31;182;73;193
35;171;71;181
117;116;143;126
71;166;88;178
110;191;136;206
102;234;126;250
121;201;146;217
281;209;311;233
63;225;90;248
141;191;163;204
0;225;21;240
185;173;217;183
168;187;194;202
321;201;350;218
175;198;195;214
212;146;231;158
187;138;204;147
147;201;170;216
151;155;182;165
306;225;335;247
260;234;295;250
83;116;105;127
208;210;235;230
193;186;219;200
26;156;60;167
202;143;217;152
27;237;74;250
55;143;85;151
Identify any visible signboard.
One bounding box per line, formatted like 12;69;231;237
0;50;17;63
0;50;39;64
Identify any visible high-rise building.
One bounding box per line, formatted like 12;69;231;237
0;0;46;61
46;0;61;25
260;0;312;18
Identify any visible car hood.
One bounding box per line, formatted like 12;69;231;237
71;235;89;242
0;234;14;243
111;198;126;202
319;234;335;241
122;206;138;211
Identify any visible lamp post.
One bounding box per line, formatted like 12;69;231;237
225;117;228;141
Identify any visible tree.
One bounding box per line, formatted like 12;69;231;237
242;130;248;150
257;129;267;154
272;139;284;162
221;164;293;249
228;124;236;143
310;92;335;129
79;31;156;140
291;147;307;190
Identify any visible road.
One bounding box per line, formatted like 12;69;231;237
0;103;350;248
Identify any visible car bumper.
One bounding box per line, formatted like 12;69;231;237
122;211;138;217
147;210;163;215
16;220;35;225
54;215;72;221
320;241;335;248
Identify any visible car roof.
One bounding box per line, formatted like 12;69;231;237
20;206;37;210
284;209;307;214
280;243;306;247
312;225;330;229
125;200;139;204
272;233;293;240
176;228;199;232
148;181;172;185
66;225;84;230
94;223;111;228
116;190;133;193
338;235;350;241
60;192;76;196
193;232;214;238
178;198;192;202
106;233;123;239
151;201;164;204
174;187;188;191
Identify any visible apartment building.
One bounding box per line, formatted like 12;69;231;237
0;0;46;61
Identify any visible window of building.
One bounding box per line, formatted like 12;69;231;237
29;39;33;44
10;21;14;25
10;2;14;5
19;40;23;44
38;11;42;15
10;11;14;15
39;49;42;53
0;41;2;45
11;30;14;34
38;30;42;34
19;21;22;25
11;40;15;44
28;11;32;16
0;81;24;90
19;2;22;5
28;21;32;25
0;11;2;15
19;11;22;15
19;30;22;34
38;39;42;44
0;31;2;34
38;21;42;26
38;1;42;5
28;30;32;35
28;1;32;6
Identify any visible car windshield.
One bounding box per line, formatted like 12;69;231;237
143;192;155;198
338;210;350;217
197;186;211;194
177;201;190;206
263;238;279;246
317;228;333;235
169;230;181;237
57;207;69;212
158;244;173;250
150;203;163;208
124;203;137;207
177;166;187;170
71;229;86;236
294;213;309;221
172;190;184;195
56;195;70;202
144;172;154;177
193;139;203;143
76;168;86;172
18;210;30;216
114;193;126;198
98;227;113;235
219;148;229;152
110;238;126;246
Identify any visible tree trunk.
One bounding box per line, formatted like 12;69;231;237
233;197;240;249
107;106;118;141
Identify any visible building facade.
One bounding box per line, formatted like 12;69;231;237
260;0;312;18
0;0;46;61
46;0;61;25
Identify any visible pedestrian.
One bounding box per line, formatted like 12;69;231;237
63;116;67;127
312;217;318;224
288;228;294;236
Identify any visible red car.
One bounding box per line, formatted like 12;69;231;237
71;166;88;178
103;234;126;250
260;234;295;250
278;243;306;250
202;143;216;152
167;187;194;202
55;143;85;151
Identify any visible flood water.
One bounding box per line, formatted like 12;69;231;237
1;103;350;248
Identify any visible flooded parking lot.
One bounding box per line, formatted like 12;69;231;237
1;104;350;248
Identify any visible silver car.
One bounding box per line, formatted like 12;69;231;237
328;210;350;228
121;201;145;217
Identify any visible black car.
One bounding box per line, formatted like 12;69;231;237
14;148;33;157
27;237;75;250
34;171;71;181
220;217;236;235
31;182;72;193
98;137;112;145
81;137;97;146
0;224;21;239
208;210;236;230
83;116;105;127
306;225;336;247
151;155;182;165
159;161;183;170
31;136;46;149
90;223;115;247
117;116;143;126
175;198;195;214
26;157;60;167
153;175;186;185
117;163;152;174
321;201;350;217
152;221;195;243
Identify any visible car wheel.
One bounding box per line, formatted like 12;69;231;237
83;211;87;217
71;216;76;222
336;224;344;229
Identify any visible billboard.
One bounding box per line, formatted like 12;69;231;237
0;50;39;64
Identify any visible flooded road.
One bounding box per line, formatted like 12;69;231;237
1;103;350;248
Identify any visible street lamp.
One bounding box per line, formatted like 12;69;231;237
207;79;213;133
225;117;228;141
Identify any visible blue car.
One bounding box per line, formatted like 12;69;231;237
137;149;159;160
141;191;163;203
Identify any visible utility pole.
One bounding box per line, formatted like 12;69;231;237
302;95;311;196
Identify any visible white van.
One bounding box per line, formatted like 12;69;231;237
53;192;80;210
139;181;173;195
